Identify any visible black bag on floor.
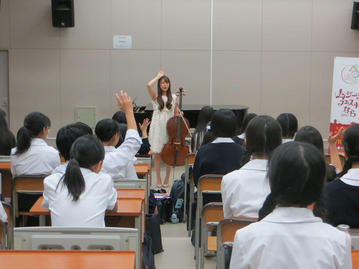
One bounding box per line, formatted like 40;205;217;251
142;234;155;269
169;174;185;223
145;213;163;254
149;189;172;223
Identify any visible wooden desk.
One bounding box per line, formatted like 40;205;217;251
30;197;143;268
134;163;150;178
117;189;145;200
0;161;12;199
0;250;135;269
134;163;151;213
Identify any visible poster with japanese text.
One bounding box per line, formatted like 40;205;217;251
330;57;359;151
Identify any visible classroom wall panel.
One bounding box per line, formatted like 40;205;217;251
10;0;60;49
261;52;311;125
0;0;10;49
5;0;359;140
59;50;111;127
60;0;111;49
9;49;61;134
312;0;359;52
162;0;211;50
262;0;312;51
212;51;261;113
110;50;161;108
160;50;210;105
213;0;262;51
111;0;162;50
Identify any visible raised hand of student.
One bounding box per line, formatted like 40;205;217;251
115;91;133;113
328;127;344;145
139;118;151;138
115;91;136;130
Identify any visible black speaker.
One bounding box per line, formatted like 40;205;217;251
51;0;74;28
351;1;359;30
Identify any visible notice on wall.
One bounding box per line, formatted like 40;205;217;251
113;35;132;49
330;57;359;151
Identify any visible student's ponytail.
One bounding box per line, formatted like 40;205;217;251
258;193;277;220
63;159;85;201
59;135;105;202
338;124;359;178
338;157;353;178
15;126;32;155
15;112;51;155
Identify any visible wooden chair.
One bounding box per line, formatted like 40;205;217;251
0;201;13;249
216;217;258;269
324;153;345;166
195;174;223;268
200;202;224;269
184;153;195;227
12;175;46;225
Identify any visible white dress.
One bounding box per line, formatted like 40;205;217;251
149;94;176;153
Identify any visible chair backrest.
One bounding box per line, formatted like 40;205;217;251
0;202;13;249
217;217;258;245
202;202;224;224
14;226;139;253
198;174;223;192
12;175;47;220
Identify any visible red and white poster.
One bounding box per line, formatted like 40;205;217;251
330;57;359;151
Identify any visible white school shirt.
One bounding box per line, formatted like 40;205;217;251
42;168;117;227
10;138;61;176
52;161;68;175
230;207;352;269
101;129;141;179
221;159;269;218
0;203;7;222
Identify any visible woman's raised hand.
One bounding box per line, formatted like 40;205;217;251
157;70;165;78
328;127;344;145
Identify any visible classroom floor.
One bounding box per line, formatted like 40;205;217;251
150;163;217;269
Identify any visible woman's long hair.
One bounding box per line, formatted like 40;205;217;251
15;112;50;155
60;135;105;201
259;142;327;220
191;106;214;152
156;76;172;111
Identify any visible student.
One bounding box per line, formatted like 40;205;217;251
0;112;15;155
276;112;298;143
221;115;282;218
52;122;93;175
147;70;180;187
193;109;244;186
43;135;117;227
191;106;213;153
325;124;359;227
95;91;141;179
294;125;336;182
237;112;257;140
112;111;151;155
11;112;60;176
230;142;352;269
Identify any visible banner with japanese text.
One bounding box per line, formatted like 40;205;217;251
330;57;359;151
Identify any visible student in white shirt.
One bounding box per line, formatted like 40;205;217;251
43;135;117;227
230;142;352;269
221;115;282;218
52;122;93;175
95;91;141;179
11;112;61;176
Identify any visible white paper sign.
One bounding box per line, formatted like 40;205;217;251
113;35;132;49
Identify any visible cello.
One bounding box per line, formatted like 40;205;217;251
161;88;191;166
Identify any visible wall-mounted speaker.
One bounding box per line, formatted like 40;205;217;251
51;0;74;28
351;1;359;30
